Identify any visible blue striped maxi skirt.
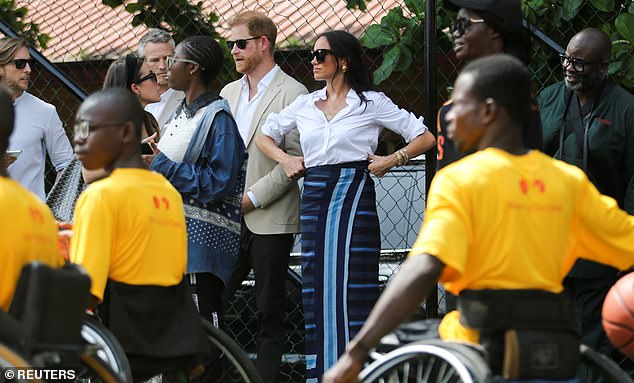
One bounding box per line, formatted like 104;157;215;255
301;161;380;383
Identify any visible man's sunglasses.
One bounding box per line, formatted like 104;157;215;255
451;17;485;37
11;59;33;70
311;49;336;64
136;71;157;84
226;36;262;50
559;54;606;72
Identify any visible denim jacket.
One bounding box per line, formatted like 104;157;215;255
151;94;246;283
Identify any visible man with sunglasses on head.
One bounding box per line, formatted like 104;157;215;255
538;27;634;357
436;0;542;170
138;29;185;129
219;10;307;383
0;37;73;200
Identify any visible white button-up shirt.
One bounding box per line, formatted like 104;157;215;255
235;65;279;144
262;88;428;168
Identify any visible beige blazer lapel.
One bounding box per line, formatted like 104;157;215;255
245;73;284;147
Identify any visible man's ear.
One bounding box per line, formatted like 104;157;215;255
120;121;137;144
481;98;498;126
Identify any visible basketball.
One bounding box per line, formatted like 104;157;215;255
602;272;634;357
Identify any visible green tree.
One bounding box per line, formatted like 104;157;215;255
0;0;50;48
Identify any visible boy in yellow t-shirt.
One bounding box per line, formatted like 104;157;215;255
324;55;634;383
0;86;63;312
69;89;208;381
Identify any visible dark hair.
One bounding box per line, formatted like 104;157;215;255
86;88;145;138
461;54;530;124
0;86;14;153
178;36;223;87
475;10;531;64
103;54;142;90
316;30;375;104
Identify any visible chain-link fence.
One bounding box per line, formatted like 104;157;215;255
3;0;634;381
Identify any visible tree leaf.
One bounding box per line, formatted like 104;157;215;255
562;0;583;21
361;24;396;48
101;0;124;8
616;13;634;43
589;0;615;12
404;0;424;17
373;45;400;85
124;2;141;13
396;44;413;72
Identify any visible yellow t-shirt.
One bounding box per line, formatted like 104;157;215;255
410;148;634;342
0;177;63;311
70;168;187;301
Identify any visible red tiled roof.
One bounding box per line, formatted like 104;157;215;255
16;0;410;62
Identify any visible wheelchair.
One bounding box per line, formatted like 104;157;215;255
358;321;634;383
2;262;263;383
2;262;122;383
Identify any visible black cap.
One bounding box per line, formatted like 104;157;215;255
445;0;525;41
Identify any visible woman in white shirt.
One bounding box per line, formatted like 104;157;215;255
256;30;436;382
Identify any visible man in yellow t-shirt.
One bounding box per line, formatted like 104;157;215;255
324;55;634;383
0;86;62;312
69;88;207;381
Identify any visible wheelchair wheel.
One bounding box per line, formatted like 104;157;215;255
199;319;263;383
359;341;490;383
0;342;35;383
578;344;634;383
80;315;132;383
77;352;124;383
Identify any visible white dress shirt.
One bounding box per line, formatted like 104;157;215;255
8;92;73;200
145;88;177;122
262;88;428;168
235;65;280;144
233;65;280;208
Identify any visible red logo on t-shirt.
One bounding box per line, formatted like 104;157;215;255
519;179;546;194
29;207;45;224
153;195;171;210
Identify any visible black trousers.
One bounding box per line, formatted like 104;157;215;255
223;219;294;383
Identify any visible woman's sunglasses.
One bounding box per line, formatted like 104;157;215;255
11;59;33;70
136;71;157;84
311;49;335;64
226;36;263;50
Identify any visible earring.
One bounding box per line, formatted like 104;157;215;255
341;65;348;73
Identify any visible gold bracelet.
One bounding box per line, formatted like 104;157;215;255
394;150;405;166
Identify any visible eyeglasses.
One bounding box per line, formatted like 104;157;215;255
10;59;33;70
559;54;606;72
311;49;336;64
166;56;200;70
226;36;263;50
74;120;127;140
136;71;157;84
451;17;485;37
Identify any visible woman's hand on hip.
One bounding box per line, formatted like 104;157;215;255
367;154;395;177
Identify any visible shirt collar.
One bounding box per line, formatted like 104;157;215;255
311;87;359;103
13;91;27;106
177;92;218;118
160;88;175;102
240;65;280;94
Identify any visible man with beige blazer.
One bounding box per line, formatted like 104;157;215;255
138;29;185;129
220;11;307;383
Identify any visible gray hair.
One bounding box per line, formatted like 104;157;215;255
138;29;175;58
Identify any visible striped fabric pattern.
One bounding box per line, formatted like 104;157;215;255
300;161;380;382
